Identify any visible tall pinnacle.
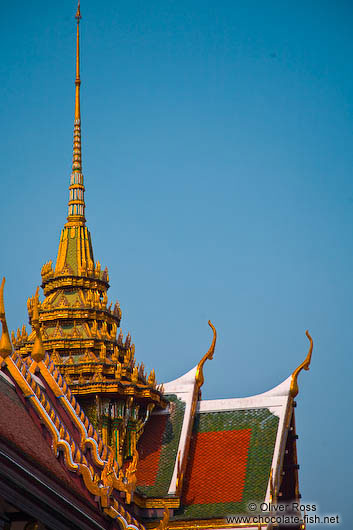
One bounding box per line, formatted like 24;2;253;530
67;0;85;226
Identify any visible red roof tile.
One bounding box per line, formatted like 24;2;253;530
0;376;90;502
136;413;168;487
183;428;251;505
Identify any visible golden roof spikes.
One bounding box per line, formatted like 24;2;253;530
67;0;85;227
31;287;45;363
0;278;13;359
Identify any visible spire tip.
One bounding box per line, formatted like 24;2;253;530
67;0;86;226
75;1;81;22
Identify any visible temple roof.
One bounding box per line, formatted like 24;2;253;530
0;273;146;529
136;394;186;498
0;372;84;498
176;376;293;520
135;359;311;525
0;347;144;530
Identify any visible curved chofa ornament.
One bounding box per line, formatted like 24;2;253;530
195;320;217;389
0;278;13;359
290;330;313;398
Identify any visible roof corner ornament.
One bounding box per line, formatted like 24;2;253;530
30;287;45;363
195;320;217;390
0;278;13;359
290;330;313;398
157;503;170;530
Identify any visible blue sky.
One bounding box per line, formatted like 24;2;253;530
1;1;353;527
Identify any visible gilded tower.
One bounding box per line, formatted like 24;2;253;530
13;2;166;466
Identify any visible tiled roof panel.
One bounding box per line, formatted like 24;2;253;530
0;375;90;502
175;408;279;519
136;413;168;487
184;428;251;505
136;394;186;497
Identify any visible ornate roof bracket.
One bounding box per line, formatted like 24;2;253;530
290;330;313;398
169;321;217;498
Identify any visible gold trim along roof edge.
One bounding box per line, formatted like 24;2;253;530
133;494;180;509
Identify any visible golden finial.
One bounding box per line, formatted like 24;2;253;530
195;320;217;389
75;0;81;122
76;2;81;23
66;0;85;226
290;330;313;398
31;287;45;363
0;278;13;359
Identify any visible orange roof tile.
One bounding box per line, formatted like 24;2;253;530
183;428;251;505
136;414;168;487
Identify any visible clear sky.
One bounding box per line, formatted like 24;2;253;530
1;1;352;527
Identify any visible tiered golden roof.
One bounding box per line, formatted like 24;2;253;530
13;3;166;465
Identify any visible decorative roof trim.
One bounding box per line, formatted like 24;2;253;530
38;355;107;467
265;392;293;503
165;383;196;496
164;321;217;496
198;375;292;414
0;369;15;387
104;499;142;530
163;366;197;394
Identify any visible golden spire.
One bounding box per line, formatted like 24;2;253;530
67;0;86;226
